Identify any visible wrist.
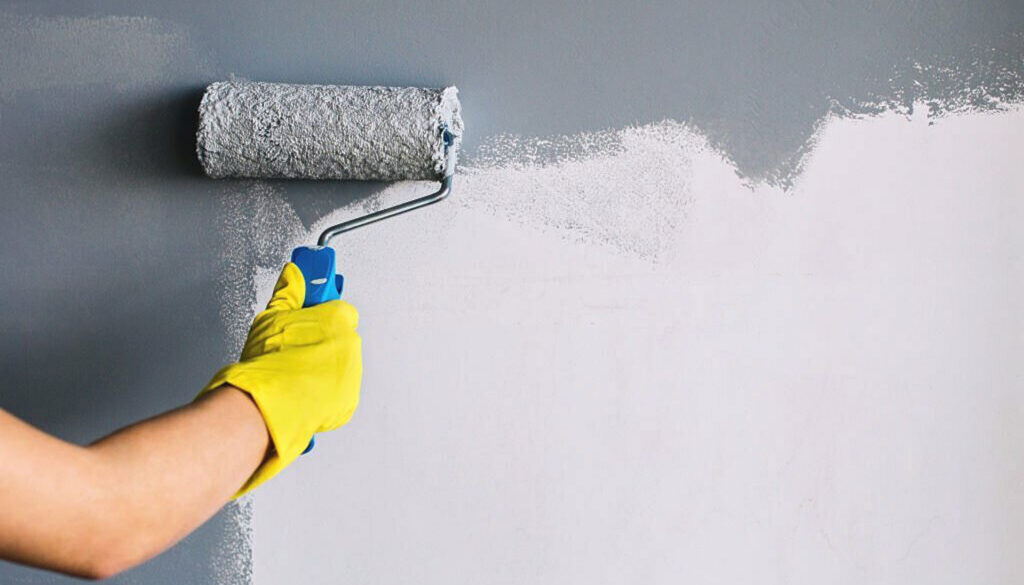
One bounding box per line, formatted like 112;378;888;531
198;385;271;461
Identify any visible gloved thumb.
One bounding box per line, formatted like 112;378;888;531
265;262;306;312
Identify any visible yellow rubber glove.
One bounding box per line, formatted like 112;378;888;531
200;262;362;497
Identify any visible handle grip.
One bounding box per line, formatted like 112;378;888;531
290;246;345;454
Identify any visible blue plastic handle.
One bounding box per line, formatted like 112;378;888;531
290;245;345;454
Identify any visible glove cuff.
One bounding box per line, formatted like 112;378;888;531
199;365;314;498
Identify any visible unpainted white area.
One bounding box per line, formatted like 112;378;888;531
248;106;1023;584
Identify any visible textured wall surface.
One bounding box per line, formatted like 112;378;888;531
0;2;1021;584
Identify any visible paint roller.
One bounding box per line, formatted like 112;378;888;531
196;80;463;452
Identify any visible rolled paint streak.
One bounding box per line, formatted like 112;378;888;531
0;10;205;96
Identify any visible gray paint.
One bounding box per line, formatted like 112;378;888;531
197;82;462;180
0;1;1020;584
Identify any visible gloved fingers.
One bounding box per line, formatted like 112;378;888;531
302;300;360;330
264;262;306;313
275;301;358;349
241;263;302;356
202;263;363;497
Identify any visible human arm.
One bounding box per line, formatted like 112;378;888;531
0;386;268;579
0;262;361;579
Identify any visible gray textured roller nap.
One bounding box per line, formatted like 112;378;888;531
196;81;463;180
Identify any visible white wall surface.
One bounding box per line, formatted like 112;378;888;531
247;106;1022;584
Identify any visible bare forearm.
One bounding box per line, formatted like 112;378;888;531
85;387;269;574
0;387;268;579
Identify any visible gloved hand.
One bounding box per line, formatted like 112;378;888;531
199;262;362;497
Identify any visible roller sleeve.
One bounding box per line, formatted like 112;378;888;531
196;81;462;181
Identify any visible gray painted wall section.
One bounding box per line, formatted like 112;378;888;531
0;2;1021;583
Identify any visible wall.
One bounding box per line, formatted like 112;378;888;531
0;2;1020;584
